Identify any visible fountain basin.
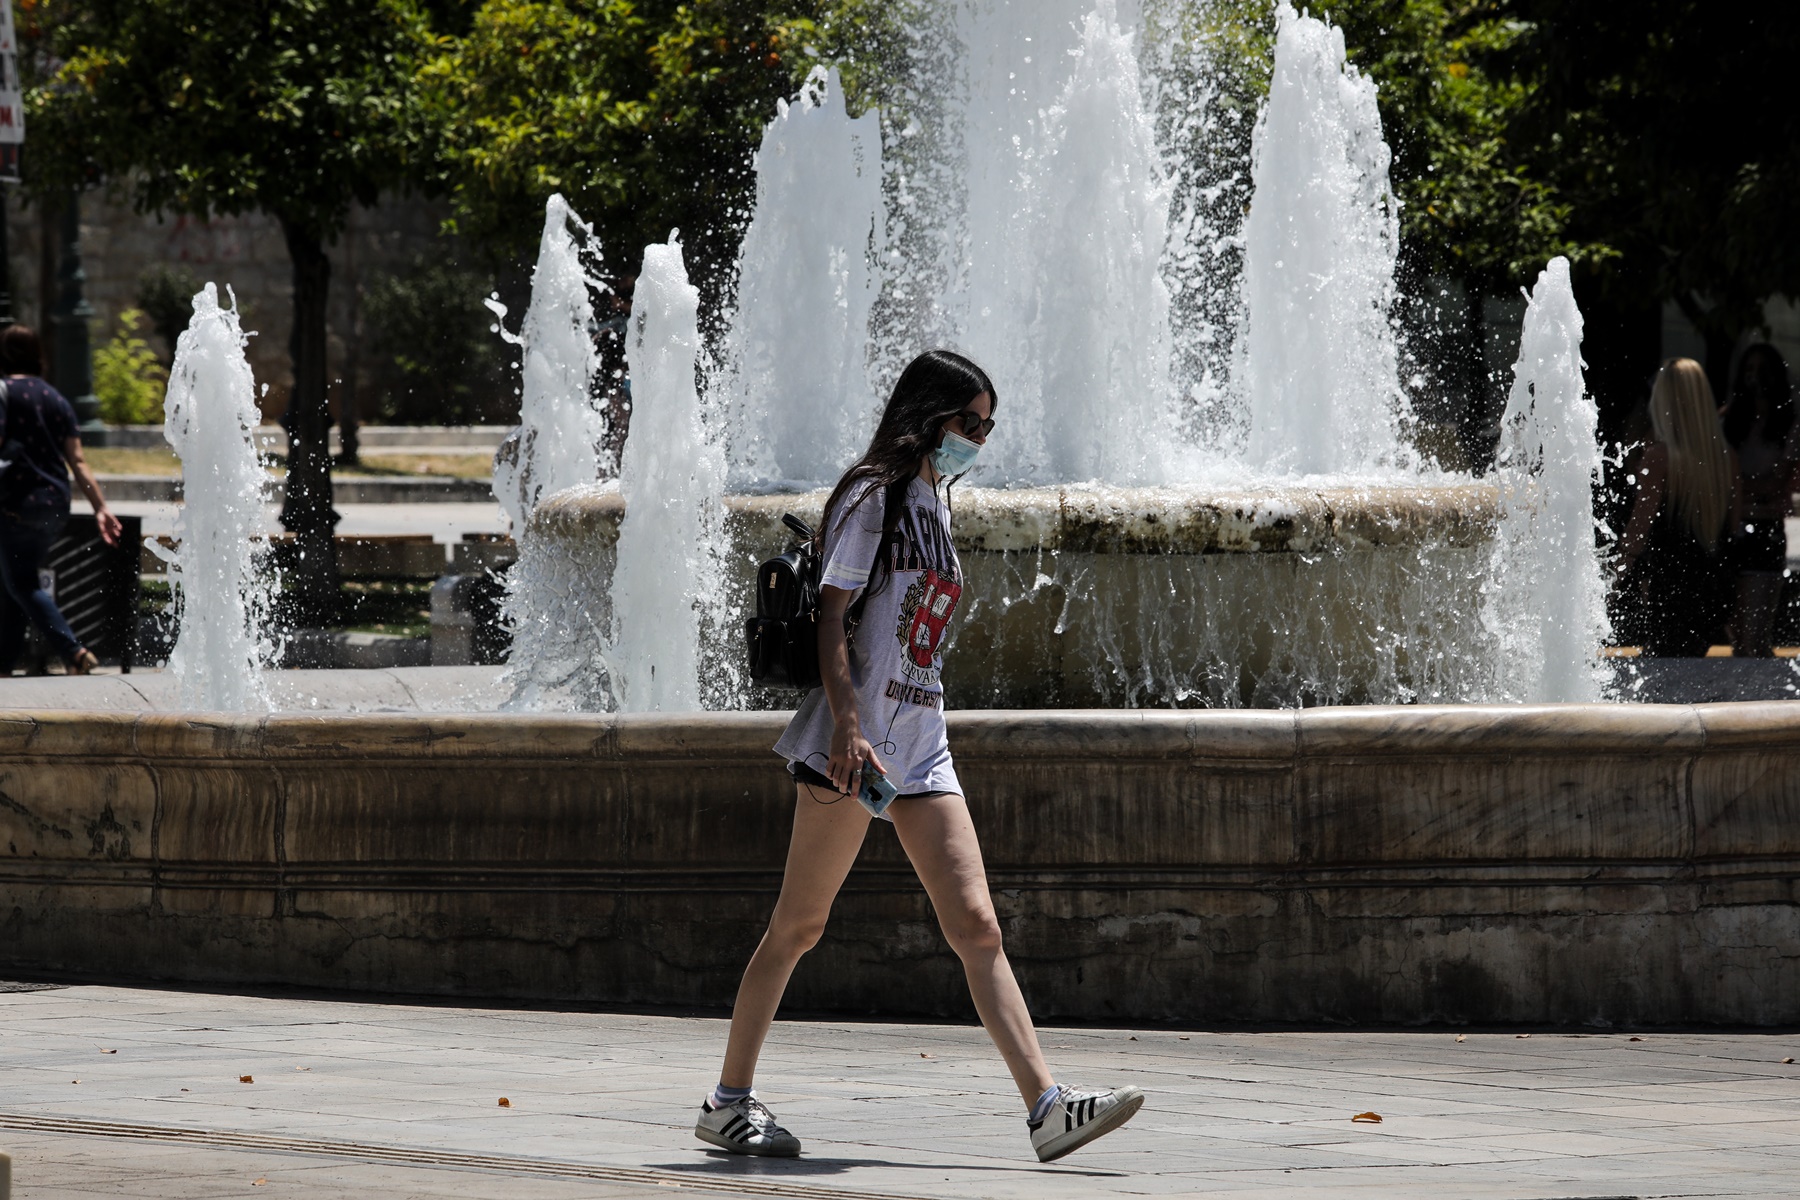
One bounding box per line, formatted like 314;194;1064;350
525;482;1501;707
2;703;1795;1025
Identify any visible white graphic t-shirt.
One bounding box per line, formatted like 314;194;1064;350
773;474;963;805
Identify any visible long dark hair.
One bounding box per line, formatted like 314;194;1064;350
818;350;994;606
821;349;996;536
1723;343;1795;448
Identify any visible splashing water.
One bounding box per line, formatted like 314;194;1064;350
1485;257;1610;702
156;284;279;711
1240;2;1404;476
722;67;885;491
937;0;1185;484
605;235;735;711
1029;0;1179;483
491;194;609;532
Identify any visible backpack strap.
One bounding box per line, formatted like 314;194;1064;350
845;476;912;635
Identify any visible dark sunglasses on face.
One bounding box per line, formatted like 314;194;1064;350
954;410;997;439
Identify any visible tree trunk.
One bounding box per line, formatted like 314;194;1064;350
278;217;341;627
338;207;361;466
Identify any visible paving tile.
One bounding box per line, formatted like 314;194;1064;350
5;985;1800;1198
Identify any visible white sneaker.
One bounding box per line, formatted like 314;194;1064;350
1028;1084;1145;1162
694;1093;802;1157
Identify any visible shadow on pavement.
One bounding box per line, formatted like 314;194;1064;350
651;1150;1128;1178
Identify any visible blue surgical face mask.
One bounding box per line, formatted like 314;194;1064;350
931;428;982;477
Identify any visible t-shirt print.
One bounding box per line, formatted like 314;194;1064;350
772;474;965;805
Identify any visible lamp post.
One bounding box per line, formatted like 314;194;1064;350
51;192;104;444
0;190;14;329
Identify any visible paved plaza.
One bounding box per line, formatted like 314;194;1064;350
2;986;1798;1199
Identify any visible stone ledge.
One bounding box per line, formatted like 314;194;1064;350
4;702;1798;1024
530;481;1500;555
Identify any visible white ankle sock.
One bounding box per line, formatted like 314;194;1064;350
710;1083;752;1109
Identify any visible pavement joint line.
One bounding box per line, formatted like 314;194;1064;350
0;1112;936;1200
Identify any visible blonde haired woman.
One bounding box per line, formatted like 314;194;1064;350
1618;358;1740;656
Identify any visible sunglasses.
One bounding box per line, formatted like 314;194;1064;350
953;410;996;439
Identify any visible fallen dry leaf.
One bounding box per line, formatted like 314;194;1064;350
1128;1036;1138;1041
919;1053;934;1059
100;1048;117;1054
1629;1036;1643;1042
1455;1034;1466;1043
70;1079;79;1084
1783;1057;1795;1065
1351;1112;1382;1123
252;1178;268;1187
498;1097;511;1108
294;1067;310;1072
1178;1036;1190;1041
239;1075;254;1084
1515;1033;1531;1039
180;1088;190;1093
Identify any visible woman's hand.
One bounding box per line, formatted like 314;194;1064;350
827;721;887;795
95;507;122;548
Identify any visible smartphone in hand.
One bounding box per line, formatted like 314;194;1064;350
858;763;899;818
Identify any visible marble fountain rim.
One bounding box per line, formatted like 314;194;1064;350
526;480;1501;554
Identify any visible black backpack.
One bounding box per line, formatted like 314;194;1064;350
744;480;906;690
744;513;826;689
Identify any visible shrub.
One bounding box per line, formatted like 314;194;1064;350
93;308;169;424
364;252;510;424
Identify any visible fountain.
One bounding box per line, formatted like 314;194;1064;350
1241;0;1404;474
1485;256;1610;703
490;194;610;533
6;1;1798;1030
519;0;1501;710
722;67;885;490
149;284;279;711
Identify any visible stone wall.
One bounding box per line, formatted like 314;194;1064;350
4;189;460;422
2;704;1797;1026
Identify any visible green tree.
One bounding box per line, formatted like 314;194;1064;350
364;253;509;424
418;0;900;296
1508;0;1800;399
27;0;434;620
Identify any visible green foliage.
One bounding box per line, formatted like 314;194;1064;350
1508;0;1800;355
1317;0;1601;292
364;252;510;424
418;0;898;288
134;263;201;359
26;0;433;243
93;308;169;425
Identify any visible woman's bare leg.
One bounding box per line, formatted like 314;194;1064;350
719;784;871;1089
890;793;1055;1107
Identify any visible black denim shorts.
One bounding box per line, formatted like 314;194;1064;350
788;760;937;800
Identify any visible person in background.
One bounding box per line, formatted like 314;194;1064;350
1720;343;1799;657
0;324;122;675
1617;357;1740;657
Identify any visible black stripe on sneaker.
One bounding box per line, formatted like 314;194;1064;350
722;1115;751;1141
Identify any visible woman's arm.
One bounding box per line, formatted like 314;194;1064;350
817;584;886;793
1617;442;1668;569
62;436;122;547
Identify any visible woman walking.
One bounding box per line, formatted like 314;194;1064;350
1617;357;1739;656
696;350;1142;1163
0;325;122;675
